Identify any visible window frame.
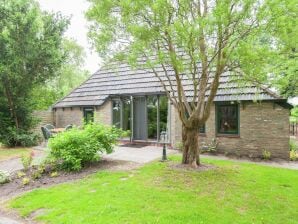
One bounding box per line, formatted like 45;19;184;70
83;107;94;123
198;124;206;134
215;102;240;136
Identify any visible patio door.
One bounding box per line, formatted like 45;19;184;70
133;97;147;140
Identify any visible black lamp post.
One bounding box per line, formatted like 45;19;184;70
160;131;167;161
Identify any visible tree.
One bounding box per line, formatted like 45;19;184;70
0;0;68;146
32;38;90;110
87;0;296;167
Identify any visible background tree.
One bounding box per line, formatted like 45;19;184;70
0;0;68;146
32;38;90;110
87;0;296;167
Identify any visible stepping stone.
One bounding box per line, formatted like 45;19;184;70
0;216;23;224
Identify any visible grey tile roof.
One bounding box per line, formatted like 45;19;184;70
53;62;285;108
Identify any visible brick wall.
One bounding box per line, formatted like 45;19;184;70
53;101;112;128
32;110;54;135
171;101;290;160
54;107;83;128
94;101;112;125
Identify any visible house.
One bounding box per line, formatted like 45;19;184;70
52;61;291;160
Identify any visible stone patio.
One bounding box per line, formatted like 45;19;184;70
103;145;178;163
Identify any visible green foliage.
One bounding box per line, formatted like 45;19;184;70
9;157;298;223
262;150;271;160
201;138;218;153
87;0;296;165
290;107;298;123
174;141;183;151
290;139;297;151
32;38;90;110
0;0;69;146
21;151;34;171
0;127;39;147
290;151;297;161
50;171;59;178
48;123;122;171
31;170;42;180
0;170;10;184
22;177;30;185
17;171;26;178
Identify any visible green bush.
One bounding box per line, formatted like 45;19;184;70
0;170;10;184
48;123;122;171
290;151;297;161
0;127;39;147
21;152;34;171
290;139;297;151
262;149;271;160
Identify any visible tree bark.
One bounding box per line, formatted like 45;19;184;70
3;78;19;129
182;125;200;167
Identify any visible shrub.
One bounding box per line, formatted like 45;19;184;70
48;123;122;171
262;150;271;160
174;141;183;151
50;171;59;177
0;170;10;184
0;127;39;147
31;170;42;180
17;171;26;178
21;151;34;171
290;139;297;152
290;151;297;161
22;177;30;185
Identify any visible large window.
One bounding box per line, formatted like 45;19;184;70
122;98;131;131
112;100;121;128
83;108;94;123
147;96;158;139
159;96;168;134
216;103;239;135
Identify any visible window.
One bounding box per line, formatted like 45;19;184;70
122;98;131;131
199;124;205;134
159;95;168;134
216;103;239;135
112;100;121;128
147;96;158;139
83;108;94;123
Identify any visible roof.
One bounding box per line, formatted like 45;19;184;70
53;62;286;108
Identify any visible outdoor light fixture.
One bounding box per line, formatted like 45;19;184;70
160;131;168;161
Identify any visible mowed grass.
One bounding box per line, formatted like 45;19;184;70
9;156;298;224
0;147;32;161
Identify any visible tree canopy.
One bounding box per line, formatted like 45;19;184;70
0;0;69;146
32;38;90;110
87;0;297;166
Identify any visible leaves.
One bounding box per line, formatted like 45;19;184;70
0;0;69;144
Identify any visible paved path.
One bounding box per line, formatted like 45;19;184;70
0;150;46;174
103;145;178;163
0;216;23;224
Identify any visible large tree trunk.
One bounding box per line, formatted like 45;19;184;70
182;125;200;167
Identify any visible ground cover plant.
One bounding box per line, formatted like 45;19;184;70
9;156;298;224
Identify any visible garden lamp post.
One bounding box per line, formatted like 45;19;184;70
160;131;168;161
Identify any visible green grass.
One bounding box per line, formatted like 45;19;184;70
0;147;32;161
9;157;298;224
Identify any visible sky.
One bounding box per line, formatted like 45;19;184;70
38;0;101;73
37;0;298;105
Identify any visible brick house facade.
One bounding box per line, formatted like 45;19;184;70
52;62;291;160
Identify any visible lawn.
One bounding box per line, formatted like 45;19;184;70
9;156;298;224
0;147;32;161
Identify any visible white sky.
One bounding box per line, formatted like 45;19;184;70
37;0;298;105
38;0;102;73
